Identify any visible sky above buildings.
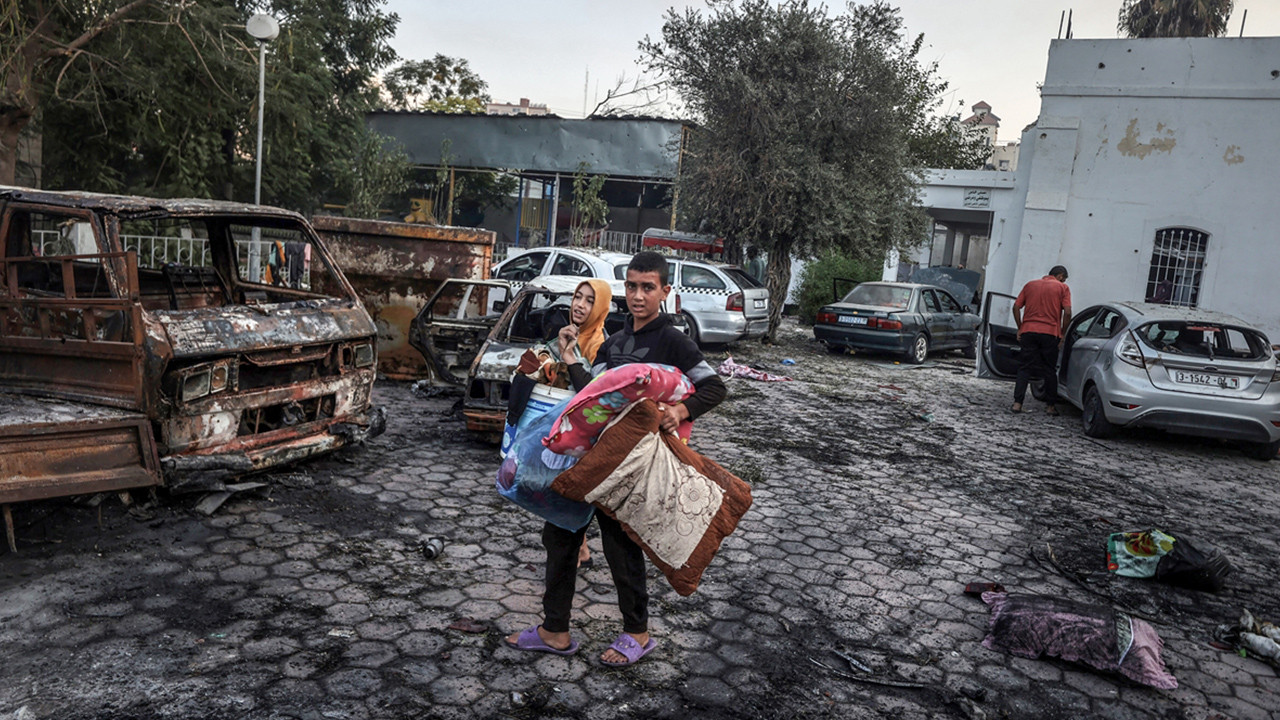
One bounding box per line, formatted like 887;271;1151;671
384;0;1280;142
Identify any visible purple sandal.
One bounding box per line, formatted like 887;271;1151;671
601;633;657;667
504;626;579;656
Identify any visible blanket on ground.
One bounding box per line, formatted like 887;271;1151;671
551;400;752;596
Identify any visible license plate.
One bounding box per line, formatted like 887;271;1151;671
753;299;766;309
839;315;868;325
1174;371;1239;389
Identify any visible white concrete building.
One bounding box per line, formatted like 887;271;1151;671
944;37;1280;340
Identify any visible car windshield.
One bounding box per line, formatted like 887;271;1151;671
1136;321;1269;361
842;284;911;309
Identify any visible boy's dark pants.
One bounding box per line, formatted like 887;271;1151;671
541;514;648;634
1013;331;1059;404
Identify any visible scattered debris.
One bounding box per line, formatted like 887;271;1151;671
963;581;1007;596
1106;529;1231;591
266;472;314;489
412;379;460;399
717;356;792;382
979;592;1177;689
917;412;934;423
1215;609;1280;668
193;492;233;517
447;617;490;633
421;537;445;559
193;482;271;516
327;627;355;639
835;648;873;674
807;656;928;689
780;358;798;366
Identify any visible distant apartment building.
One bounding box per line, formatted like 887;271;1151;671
962;100;1019;172
486;98;549;116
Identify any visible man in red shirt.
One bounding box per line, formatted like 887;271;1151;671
1011;265;1072;414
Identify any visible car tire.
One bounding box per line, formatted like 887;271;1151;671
961;332;977;359
1245;438;1280;461
683;313;701;346
1081;385;1116;439
906;333;928;364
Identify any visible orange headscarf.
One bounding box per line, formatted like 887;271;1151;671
575;279;612;364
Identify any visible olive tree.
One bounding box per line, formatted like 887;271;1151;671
642;0;969;340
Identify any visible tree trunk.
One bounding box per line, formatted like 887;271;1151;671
763;237;792;343
0;113;28;186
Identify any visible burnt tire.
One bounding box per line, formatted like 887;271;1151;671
1245;438;1280;461
961;333;977;359
906;333;929;365
1081;385;1116;439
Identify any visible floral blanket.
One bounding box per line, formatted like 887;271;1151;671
552;400;752;596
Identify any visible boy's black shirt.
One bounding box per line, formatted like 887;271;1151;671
589;313;726;420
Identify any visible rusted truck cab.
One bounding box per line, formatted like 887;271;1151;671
0;187;384;486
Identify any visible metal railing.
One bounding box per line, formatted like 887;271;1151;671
34;229;310;288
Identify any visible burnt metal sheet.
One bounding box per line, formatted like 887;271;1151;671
154;301;376;358
313;216;494;379
0;393;161;504
365;112;684;178
0;185;304;222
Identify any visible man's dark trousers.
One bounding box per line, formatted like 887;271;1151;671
1014;332;1059;404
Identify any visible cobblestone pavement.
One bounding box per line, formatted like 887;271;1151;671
2;319;1279;720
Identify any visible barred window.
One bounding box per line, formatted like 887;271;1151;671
1145;228;1208;307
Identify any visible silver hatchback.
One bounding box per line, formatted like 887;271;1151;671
665;258;769;346
982;298;1280;459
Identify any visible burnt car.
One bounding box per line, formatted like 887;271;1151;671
814;281;980;364
0;186;385;488
411;275;681;441
981;296;1280;460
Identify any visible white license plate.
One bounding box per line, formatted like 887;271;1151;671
754;299;766;309
839;315;868;325
1175;371;1239;389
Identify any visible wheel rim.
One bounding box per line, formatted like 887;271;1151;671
1084;392;1098;426
914;336;927;362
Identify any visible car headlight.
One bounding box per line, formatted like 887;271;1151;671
178;359;235;402
353;342;375;368
182;369;212;402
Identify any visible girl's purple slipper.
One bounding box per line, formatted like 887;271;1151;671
504;626;579;656
601;634;657;667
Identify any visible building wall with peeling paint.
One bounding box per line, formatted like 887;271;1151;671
985;37;1280;339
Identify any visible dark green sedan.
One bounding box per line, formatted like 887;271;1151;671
813;282;981;364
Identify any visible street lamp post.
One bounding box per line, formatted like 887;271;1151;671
245;14;279;282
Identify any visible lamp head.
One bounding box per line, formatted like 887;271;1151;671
246;14;279;42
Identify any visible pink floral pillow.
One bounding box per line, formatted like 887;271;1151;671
543;363;695;457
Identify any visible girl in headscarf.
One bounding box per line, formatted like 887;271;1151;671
556;278;612;377
554;278;611;569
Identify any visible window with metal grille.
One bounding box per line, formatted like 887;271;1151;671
1145;227;1208;307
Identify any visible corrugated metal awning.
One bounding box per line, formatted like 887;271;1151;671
366;112;684;179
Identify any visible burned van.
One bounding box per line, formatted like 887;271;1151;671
0;187;384;486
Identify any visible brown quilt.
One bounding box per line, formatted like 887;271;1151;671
551;400;753;596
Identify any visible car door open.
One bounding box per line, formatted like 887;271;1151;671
409;279;512;386
979;291;1021;379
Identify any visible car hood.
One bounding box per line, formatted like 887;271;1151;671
154;300;376;358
